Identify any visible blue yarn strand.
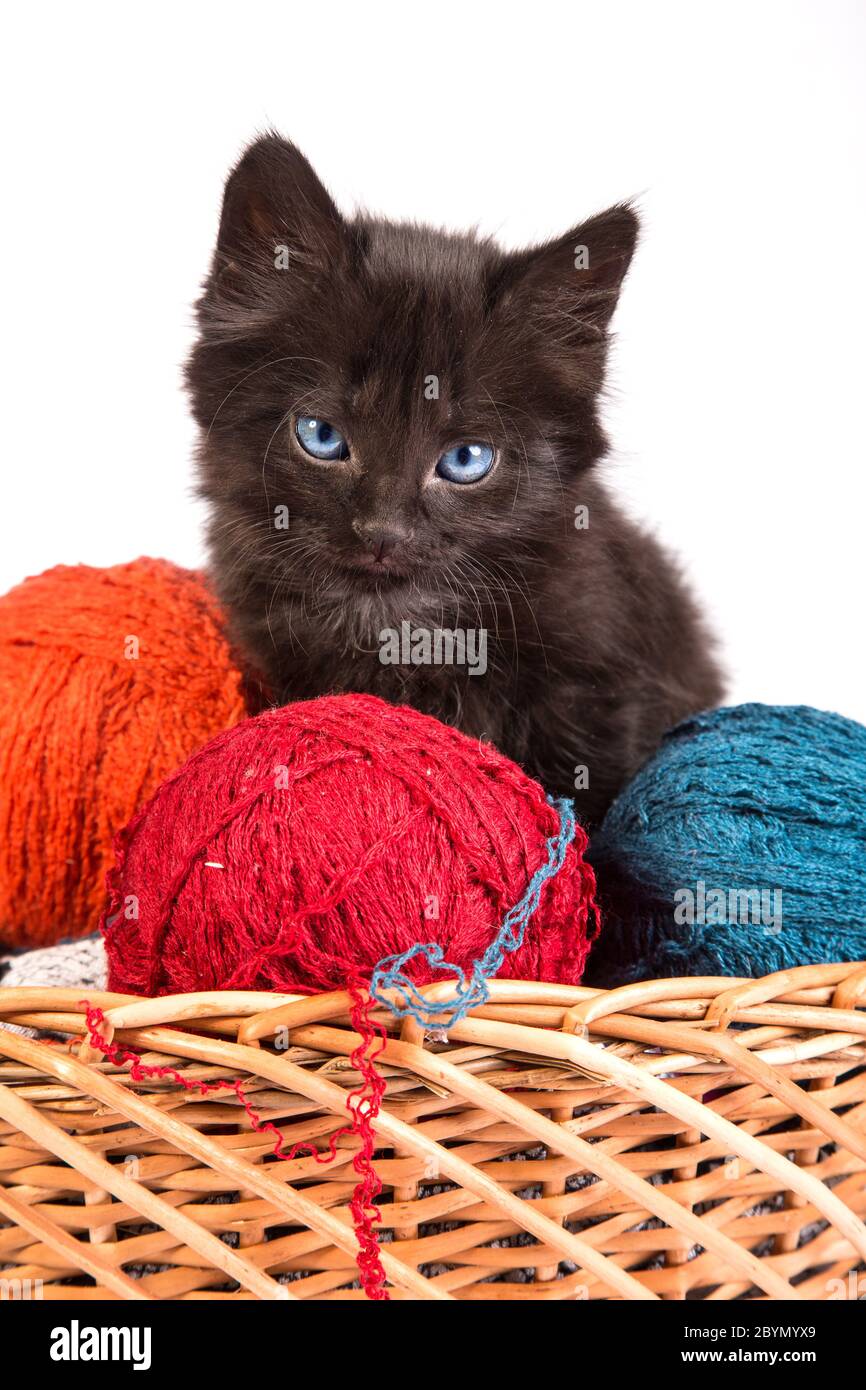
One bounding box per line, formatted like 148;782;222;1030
369;795;576;1031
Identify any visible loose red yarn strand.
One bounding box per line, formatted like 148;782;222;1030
345;976;390;1300
80;1001;390;1299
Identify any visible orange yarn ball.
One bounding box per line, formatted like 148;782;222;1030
0;558;249;947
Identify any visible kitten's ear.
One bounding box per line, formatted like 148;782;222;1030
499;204;638;341
212;133;348;295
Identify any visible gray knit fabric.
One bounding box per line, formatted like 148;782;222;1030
0;934;107;991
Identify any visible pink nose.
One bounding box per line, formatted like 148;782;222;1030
351;521;413;563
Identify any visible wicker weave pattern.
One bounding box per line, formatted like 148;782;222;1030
0;963;864;1300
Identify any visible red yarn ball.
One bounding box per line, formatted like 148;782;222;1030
103;693;598;997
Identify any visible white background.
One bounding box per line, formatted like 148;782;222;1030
2;0;864;719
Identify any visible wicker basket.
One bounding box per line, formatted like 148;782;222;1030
0;962;864;1301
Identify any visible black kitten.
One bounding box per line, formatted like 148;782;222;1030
187;134;723;824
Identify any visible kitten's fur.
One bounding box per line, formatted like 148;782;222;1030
187;135;723;823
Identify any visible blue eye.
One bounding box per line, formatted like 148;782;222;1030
295;415;349;461
436;442;496;484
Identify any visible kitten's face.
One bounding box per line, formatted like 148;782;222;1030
187;136;636;625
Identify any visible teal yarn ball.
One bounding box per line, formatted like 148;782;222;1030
585;704;866;986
